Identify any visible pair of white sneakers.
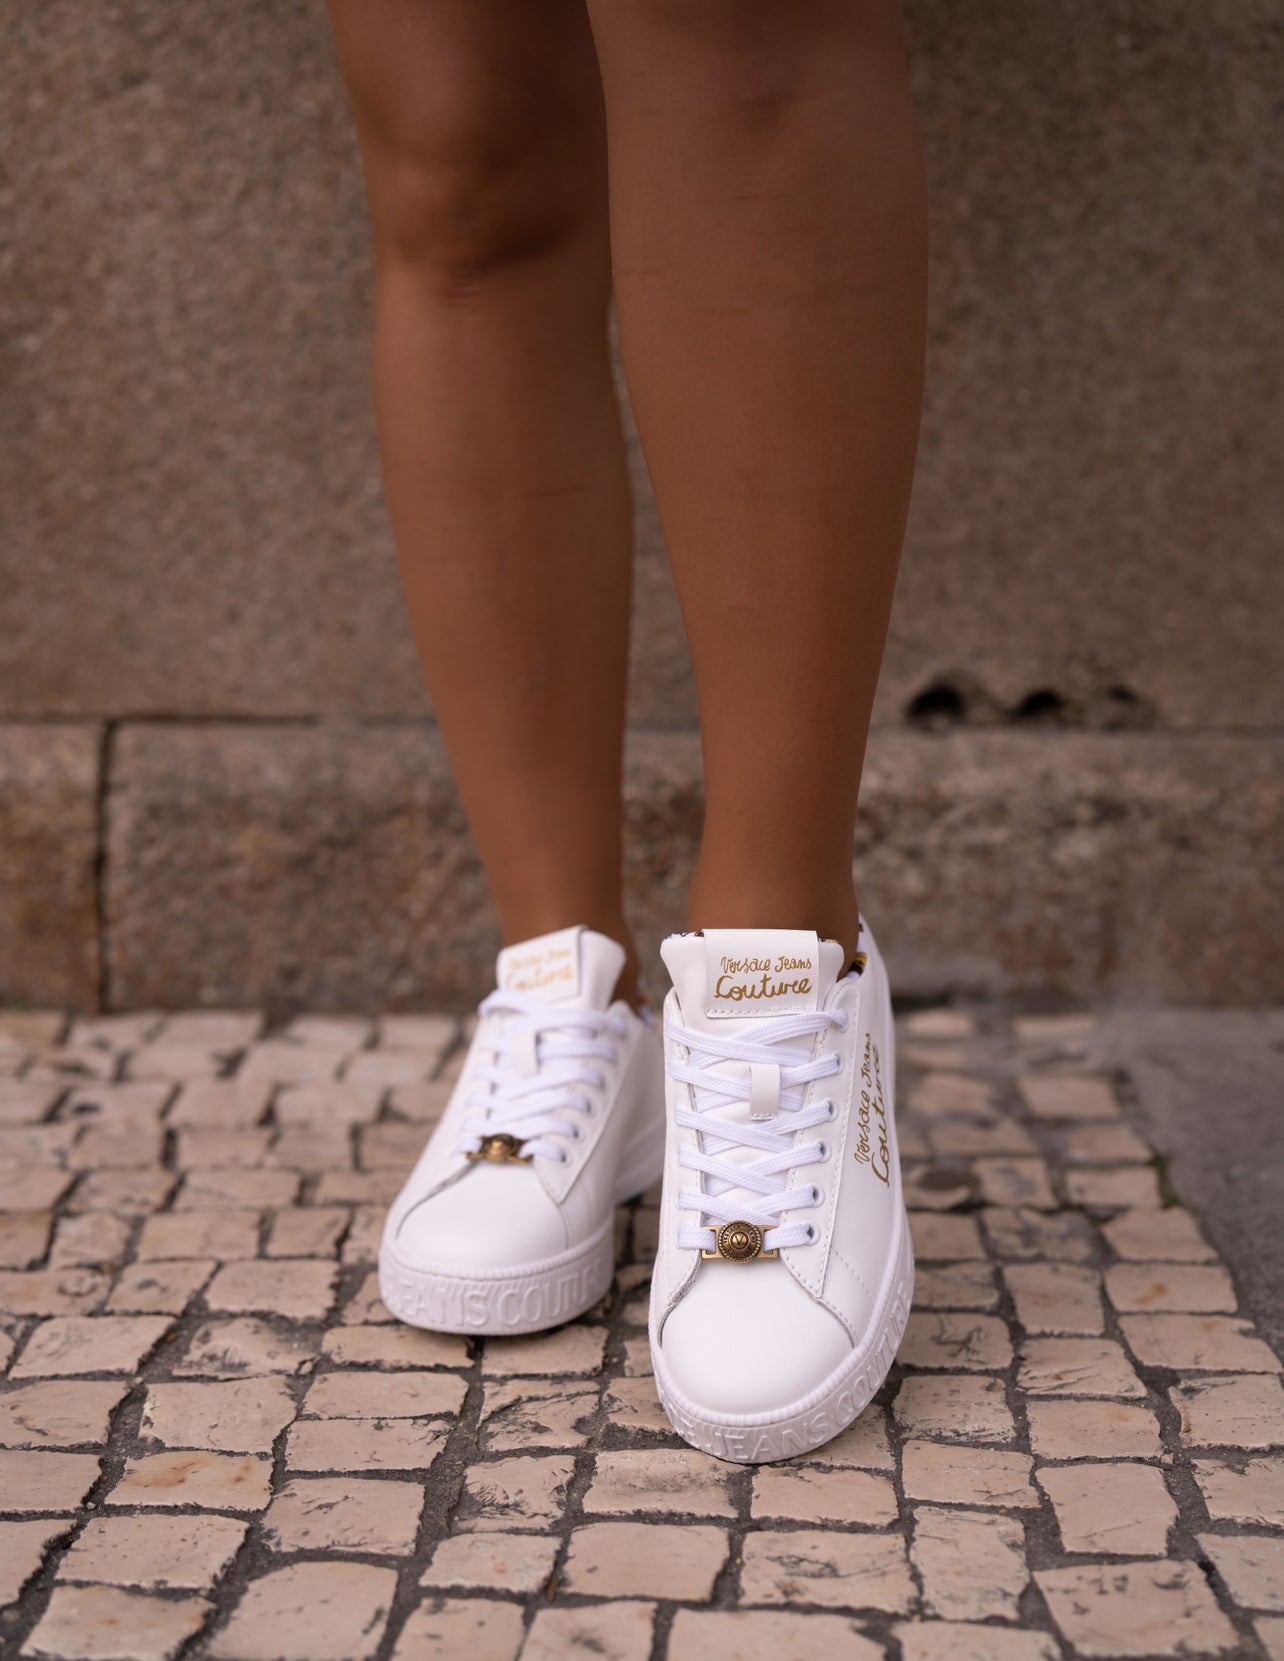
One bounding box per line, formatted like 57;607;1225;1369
379;921;913;1464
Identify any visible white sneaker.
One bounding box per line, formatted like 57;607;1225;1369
379;925;665;1336
649;921;913;1463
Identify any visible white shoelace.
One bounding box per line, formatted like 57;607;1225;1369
454;989;630;1165
668;1007;848;1252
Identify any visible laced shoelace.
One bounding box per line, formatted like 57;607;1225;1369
668;1007;848;1252
454;989;630;1165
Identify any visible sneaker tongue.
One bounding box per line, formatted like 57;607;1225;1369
660;928;844;1035
495;926;625;1012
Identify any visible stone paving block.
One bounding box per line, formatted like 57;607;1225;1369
1120;1313;1280;1372
1017;1336;1145;1398
478;1379;598;1451
669;1609;884;1661
59;1514;247;1590
454;1454;574;1533
204;1259;337;1322
618;1336;654;1377
1194;1456;1284;1527
136;1211;260;1261
1172;1374;1284;1449
907;1212;986;1260
356;1123;431;1172
740;1529;914;1612
178;1169;299;1210
264;1207;350;1259
981;1207;1098;1263
107;1451;271;1511
175;1128;271;1169
24;1049;117;1087
321;1324;469;1372
235;1042;353;1086
129;1043;235;1082
903;1010;977;1040
0;1381;127;1448
0;1082;60;1124
602;1375;672;1438
0;1167;74;1211
175;1318;319;1379
1039;1460;1177;1554
752;1464;898;1526
912;1261;998;1310
275;1082;381;1128
974;1157;1057;1210
391;1596;524;1661
1065;1166;1162;1210
787;1405;895;1471
48;1213;132;1271
0;1331;14;1370
911;1505;1027;1621
388;1080;454;1122
209;1562;397;1661
1;1519;72;1606
167;1080;271;1128
107;1260;217;1315
420;1531;558;1595
481;1325;607;1378
1105;1261;1237;1314
304;1370;466;1420
1036;1559;1239;1657
892;1374;1015;1445
1258;1617;1284;1661
0;1449;100;1511
313;1170;403;1205
908;1072;997;1117
21;1584;212;1660
0;1124;77;1163
1018;1074;1119;1121
262;1476;424;1554
379;1015;457;1054
523;1602;655;1661
1003;1262;1104;1335
60;1081;171;1130
156;1013;265;1049
285;1015;373;1049
562;1521;727;1600
68;1170;175;1216
1200;1533;1284;1612
69;1127;164;1170
926;1118;1038;1158
338;1268;393;1325
1102;1206;1215;1262
265;1127;354;1173
0;1212;51;1270
899;1312;1013;1371
902;1442;1038;1508
1059;1122;1153;1164
12;1315;171;1378
339;1207;384;1266
141;1378;297;1454
585;1448;737;1518
894;1623;1059;1661
286;1418;447;1474
902;1167;975;1212
1026;1398;1162;1461
0;1014;66;1048
0;1268;110;1318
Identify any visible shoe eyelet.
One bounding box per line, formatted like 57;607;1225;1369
815;1141;829;1160
591;1070;607;1090
811;1186;823;1206
804;1223;817;1243
825;1100;838;1121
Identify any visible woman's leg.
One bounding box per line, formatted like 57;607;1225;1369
326;0;640;995
584;0;928;963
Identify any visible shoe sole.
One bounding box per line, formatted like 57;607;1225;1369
378;1119;665;1338
650;1204;914;1464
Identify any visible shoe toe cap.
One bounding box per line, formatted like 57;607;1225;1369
392;1164;568;1270
657;1260;852;1417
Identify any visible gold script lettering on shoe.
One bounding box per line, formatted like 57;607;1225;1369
702;1220;779;1262
466;1133;532;1165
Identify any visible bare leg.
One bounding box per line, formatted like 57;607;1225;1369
327;0;641;997
586;0;928;962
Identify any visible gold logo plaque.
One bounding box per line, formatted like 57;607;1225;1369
702;1220;779;1262
466;1133;532;1165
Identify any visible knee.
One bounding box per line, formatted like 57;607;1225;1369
358;80;601;289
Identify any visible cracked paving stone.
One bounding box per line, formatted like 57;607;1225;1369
1017;1336;1145;1398
208;1561;398;1661
175;1318;320;1379
390;1596;524;1661
1036;1560;1239;1657
523;1602;655;1661
752;1464;898;1526
107;1451;272;1511
285;1417;448;1474
0;1269;110;1319
1102;1206;1215;1262
478;1378;598;1451
0;1212;53;1270
264;1207;350;1259
1059;1122;1153;1164
899;1311;1013;1371
1200;1534;1284;1612
48;1214;132;1270
321;1323;469;1371
562;1521;728;1601
982;1207;1098;1263
1026;1398;1162;1460
1003;1261;1105;1335
1064;1165;1162;1210
274;1082;381;1127
893;1374;1015;1445
262;1477;424;1554
1171;1373;1284;1449
912;1261;999;1310
783;1406;895;1472
602;1375;672;1437
21;1584;212;1661
0;1381;128;1448
911;1505;1028;1621
907;1212;986;1260
584;1448;737;1518
894;1623;1059;1661
902;1441;1039;1508
1018;1073;1119;1121
669;1609;885;1661
1120;1313;1280;1372
140;1378;297;1454
303;1369;466;1420
454;1454;574;1533
480;1325;608;1377
107;1260;217;1315
1104;1261;1237;1313
1194;1457;1284;1527
177;1169;299;1211
974;1157;1057;1210
1038;1461;1178;1554
338;1269;393;1325
0;1449;100;1511
136;1211;260;1262
1;1520;73;1605
167;1080;270;1129
740;1529;914;1613
58;1514;248;1591
203;1259;337;1323
420;1531;559;1596
11;1315;172;1378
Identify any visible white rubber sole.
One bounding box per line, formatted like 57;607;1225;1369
650;1206;915;1464
379;1119;665;1338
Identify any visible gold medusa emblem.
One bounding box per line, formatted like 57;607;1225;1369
466;1133;532;1165
702;1220;779;1262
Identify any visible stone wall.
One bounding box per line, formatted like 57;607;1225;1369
1;1;1281;1010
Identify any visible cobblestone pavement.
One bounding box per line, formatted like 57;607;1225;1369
1;1005;1282;1661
